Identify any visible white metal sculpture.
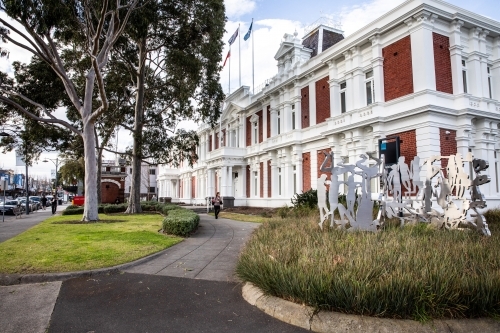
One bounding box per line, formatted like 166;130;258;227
317;151;492;236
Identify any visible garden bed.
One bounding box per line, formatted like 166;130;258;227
236;211;500;321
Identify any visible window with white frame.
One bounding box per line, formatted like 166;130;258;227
340;81;347;113
462;59;468;93
487;66;492;99
253;171;258;196
365;71;374;105
291;104;296;130
278;167;282;196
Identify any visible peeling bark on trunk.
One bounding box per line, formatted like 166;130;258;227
125;38;147;214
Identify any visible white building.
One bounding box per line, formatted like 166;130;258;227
124;163;158;201
158;0;500;208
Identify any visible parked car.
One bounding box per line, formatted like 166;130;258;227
45;195;54;206
0;200;22;215
29;196;42;210
18;199;38;212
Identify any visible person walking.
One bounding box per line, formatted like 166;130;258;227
211;192;222;219
51;196;58;214
41;194;47;210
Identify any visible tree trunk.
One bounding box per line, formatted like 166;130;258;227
125;38;147;214
97;148;103;204
82;118;99;221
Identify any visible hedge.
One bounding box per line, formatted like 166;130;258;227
162;209;199;237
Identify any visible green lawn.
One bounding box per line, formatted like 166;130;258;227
0;213;182;274
211;212;270;223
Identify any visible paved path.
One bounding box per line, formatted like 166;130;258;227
124;214;259;282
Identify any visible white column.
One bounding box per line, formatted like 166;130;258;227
468;27;484;97
296;157;303;195
270;109;277;137
227;166;233;197
293;80;301;129
238;116;244;148
207;169;215;197
284;153;294;198
449;20;465;95
343;50;353;112
309;77;317;126
241;165;247;198
407;11;437;93
492;37;500;100
327;60;340;116
369;34;385;102
479;29;491;99
351;46;363;110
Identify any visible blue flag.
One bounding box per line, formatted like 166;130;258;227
244;21;253;41
228;28;238;45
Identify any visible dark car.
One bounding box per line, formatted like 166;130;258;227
0;200;22;215
30;196;43;210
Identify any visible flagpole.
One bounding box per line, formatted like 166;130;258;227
252;19;254;95
238;24;241;88
228;45;231;94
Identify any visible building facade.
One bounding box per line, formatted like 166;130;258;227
158;0;500;208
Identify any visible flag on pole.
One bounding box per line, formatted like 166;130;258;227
244;20;253;41
223;50;230;67
228;27;239;45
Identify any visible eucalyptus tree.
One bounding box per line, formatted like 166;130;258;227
116;0;225;213
0;0;139;221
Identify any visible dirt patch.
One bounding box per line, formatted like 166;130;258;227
223;206;278;216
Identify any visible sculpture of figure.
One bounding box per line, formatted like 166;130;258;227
454;153;471;198
319;151;352;228
423;156;442;212
434;171;452;210
317;174;331;229
410;156;422;195
387;167;401;202
397;156;411;196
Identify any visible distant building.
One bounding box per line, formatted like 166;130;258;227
124;163;158;201
159;0;500;208
101;159;127;204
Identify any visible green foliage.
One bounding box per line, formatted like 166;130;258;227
162;209;199;237
140;201;162;212
237;215;500;321
103;204;127;214
61;207;84;215
484;209;500;225
291;189;318;209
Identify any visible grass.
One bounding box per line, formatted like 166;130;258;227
236;210;500;321
0;213;182;274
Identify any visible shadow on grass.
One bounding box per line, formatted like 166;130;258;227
52;219;129;224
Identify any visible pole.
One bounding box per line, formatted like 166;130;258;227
25;145;29;215
2;177;5;222
238;23;241;88
252;18;254;95
228;45;231;94
55;158;59;205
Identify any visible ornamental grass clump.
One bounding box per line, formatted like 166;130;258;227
236;212;500;321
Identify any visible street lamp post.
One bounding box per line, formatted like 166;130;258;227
0;128;30;215
43;157;59;198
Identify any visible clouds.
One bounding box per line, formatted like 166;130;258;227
335;0;405;35
224;0;256;19
0;13;35;75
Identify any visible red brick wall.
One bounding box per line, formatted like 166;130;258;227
302;152;311;191
208;135;212;151
301;86;310;129
433;33;453;94
191;176;196;198
257;110;263;143
101;182;120;204
215;132;219;149
215;175;218;193
440;128;457;176
221;129;226;147
316;76;330;124
267;160;271;197
246;116;252;146
246;166;250;197
391;129;417;166
260;162;264;197
383;36;413;102
266;106;271;138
